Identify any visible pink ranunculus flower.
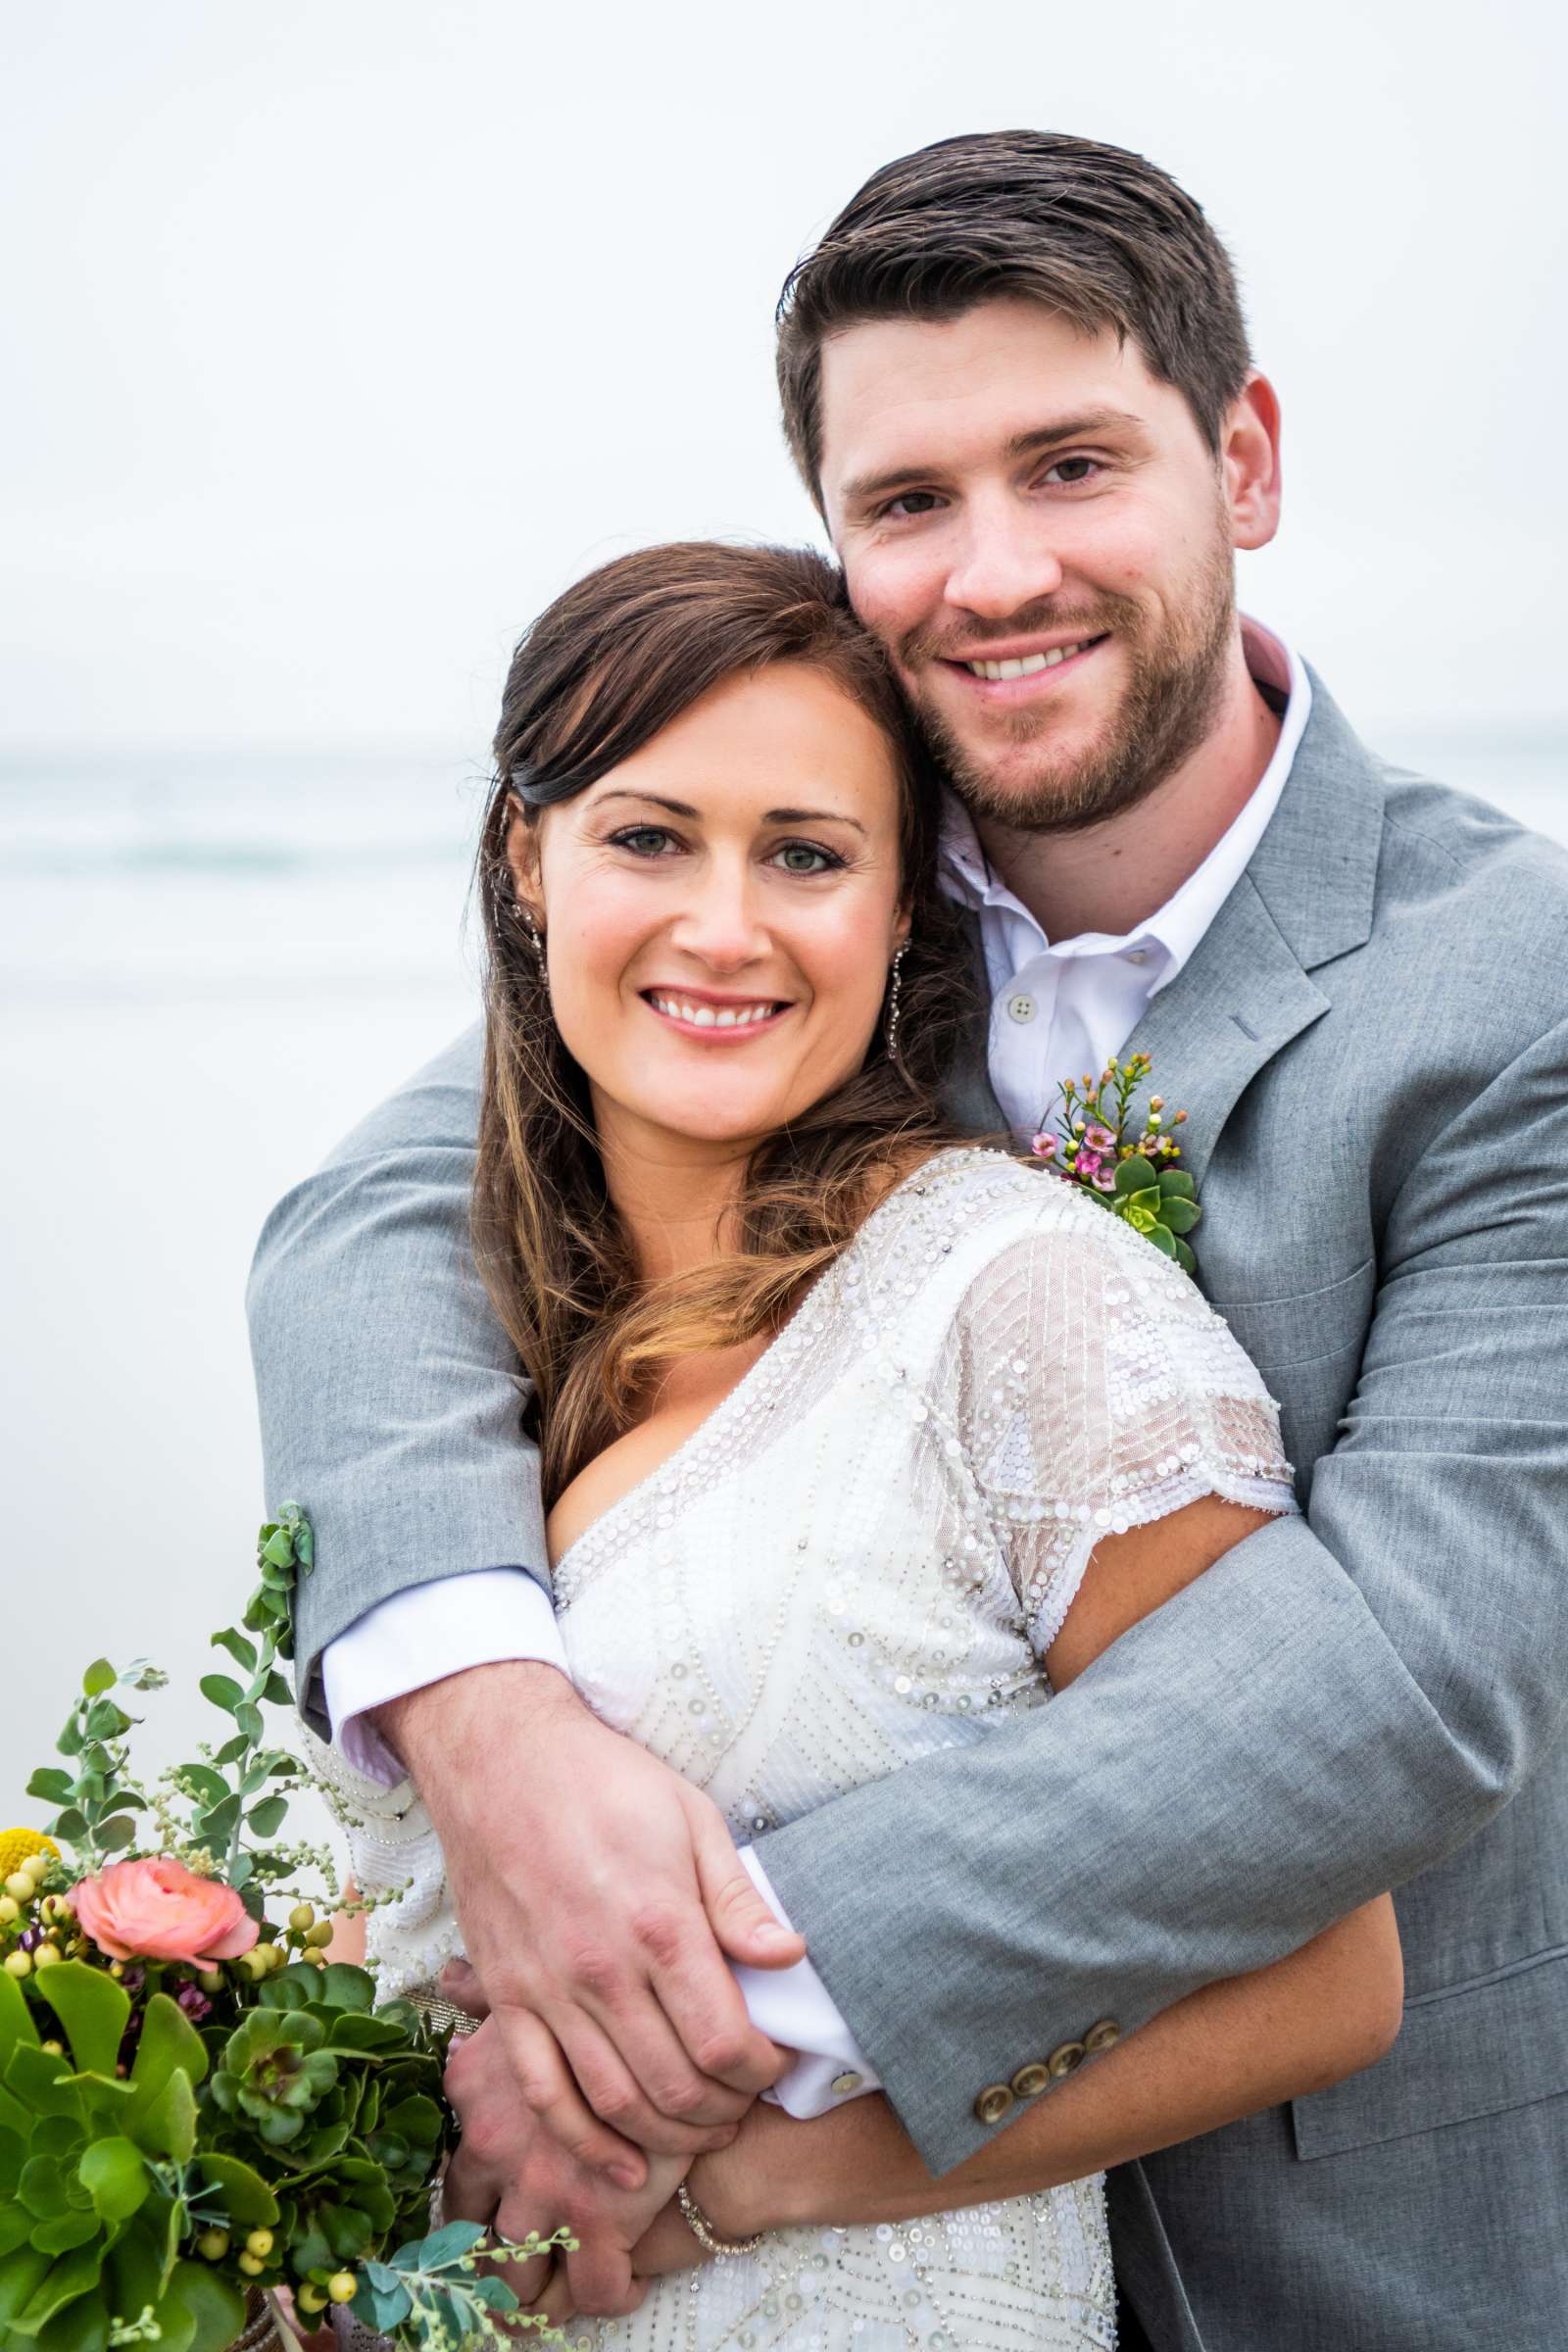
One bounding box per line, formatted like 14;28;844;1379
71;1855;259;1967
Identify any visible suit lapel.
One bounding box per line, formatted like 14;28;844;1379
1119;874;1329;1188
1117;669;1388;1185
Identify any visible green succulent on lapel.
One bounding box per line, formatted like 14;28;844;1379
1031;1053;1202;1277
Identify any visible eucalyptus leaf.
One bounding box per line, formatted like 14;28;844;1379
82;1699;131;1741
81;1663;117;1700
233;1703;265;1745
246;1797;288;1839
26;1769;74;1806
262;1673;293;1710
209;1630;258;1674
197;1676;243;1718
95;1816;136;1855
49;1809;88;1844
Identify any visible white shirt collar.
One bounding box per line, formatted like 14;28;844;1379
939;618;1312;990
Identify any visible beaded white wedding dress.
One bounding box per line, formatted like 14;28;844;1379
329;1147;1296;2352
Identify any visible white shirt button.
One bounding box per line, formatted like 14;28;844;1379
830;2070;864;2096
1124;949;1149;965
1006;993;1037;1024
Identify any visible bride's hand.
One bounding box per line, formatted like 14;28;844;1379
444;2016;694;2319
374;1659;803;2177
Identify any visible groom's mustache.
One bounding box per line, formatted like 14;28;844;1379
897;595;1146;673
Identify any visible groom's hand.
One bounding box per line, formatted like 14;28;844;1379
373;1659;803;2179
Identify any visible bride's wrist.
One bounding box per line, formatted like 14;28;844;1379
688;2105;805;2239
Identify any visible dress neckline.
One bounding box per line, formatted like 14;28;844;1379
547;1146;1009;1586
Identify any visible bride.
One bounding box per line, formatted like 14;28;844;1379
326;540;1401;2349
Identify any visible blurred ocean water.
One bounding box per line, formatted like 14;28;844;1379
1;728;1563;1789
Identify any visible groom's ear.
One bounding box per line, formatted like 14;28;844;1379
1222;371;1283;553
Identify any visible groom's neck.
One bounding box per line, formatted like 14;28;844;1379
974;660;1283;946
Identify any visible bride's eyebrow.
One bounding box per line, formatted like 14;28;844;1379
591;789;700;817
766;807;867;833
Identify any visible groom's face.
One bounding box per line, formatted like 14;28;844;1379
818;297;1258;833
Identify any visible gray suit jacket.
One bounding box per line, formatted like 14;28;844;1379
249;676;1568;2350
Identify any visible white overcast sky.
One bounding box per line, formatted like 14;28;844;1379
3;0;1564;755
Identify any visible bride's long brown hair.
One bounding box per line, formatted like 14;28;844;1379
473;541;978;1504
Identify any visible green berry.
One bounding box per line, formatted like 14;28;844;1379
198;2230;229;2262
296;2286;328;2316
326;2274;358;2305
3;1874;33;1903
4;1950;31;1979
237;2253;266;2278
288;1903;316;1934
305;1919;334;1948
245;2230;274;2260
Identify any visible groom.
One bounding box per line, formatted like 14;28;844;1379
251;133;1568;2348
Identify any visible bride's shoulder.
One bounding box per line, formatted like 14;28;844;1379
897;1147;1241;1345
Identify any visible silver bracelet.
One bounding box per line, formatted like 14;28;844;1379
675;2181;766;2259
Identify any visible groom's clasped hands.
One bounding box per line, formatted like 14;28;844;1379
376;1659;808;2319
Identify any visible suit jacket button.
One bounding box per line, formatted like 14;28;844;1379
1010;2062;1052;2098
973;2082;1015;2125
1047;2039;1087;2079
1084;2019;1122;2055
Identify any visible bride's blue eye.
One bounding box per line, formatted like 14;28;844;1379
771;842;842;875
611;826;679;857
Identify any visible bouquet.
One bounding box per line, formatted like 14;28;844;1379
1;1508;567;2352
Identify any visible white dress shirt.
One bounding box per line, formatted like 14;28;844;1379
322;617;1310;2112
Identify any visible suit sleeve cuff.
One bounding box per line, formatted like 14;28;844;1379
322;1568;569;1784
734;1847;880;2116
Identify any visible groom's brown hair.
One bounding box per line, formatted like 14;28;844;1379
776;130;1252;507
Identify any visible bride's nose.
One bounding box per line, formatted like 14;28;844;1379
665;854;772;972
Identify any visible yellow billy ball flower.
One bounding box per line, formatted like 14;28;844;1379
0;1831;60;1882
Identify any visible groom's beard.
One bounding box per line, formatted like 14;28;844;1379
899;538;1238;839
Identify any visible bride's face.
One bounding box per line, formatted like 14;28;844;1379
512;662;911;1159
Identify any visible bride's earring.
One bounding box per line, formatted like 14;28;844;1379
884;941;908;1060
515;901;548;978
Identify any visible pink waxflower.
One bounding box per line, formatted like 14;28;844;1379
71;1855;258;1967
1075;1149;1102;1179
1094;1168;1117;1192
1030;1133;1058;1160
1085;1123;1116;1152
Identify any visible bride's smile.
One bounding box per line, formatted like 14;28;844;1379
509;661;911;1164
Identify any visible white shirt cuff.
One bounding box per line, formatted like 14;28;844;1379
322;1568;568;1784
736;1848;879;2115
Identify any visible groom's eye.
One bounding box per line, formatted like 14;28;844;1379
883;491;943;519
1044;456;1102;486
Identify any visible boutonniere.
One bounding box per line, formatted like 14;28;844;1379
1030;1052;1202;1276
